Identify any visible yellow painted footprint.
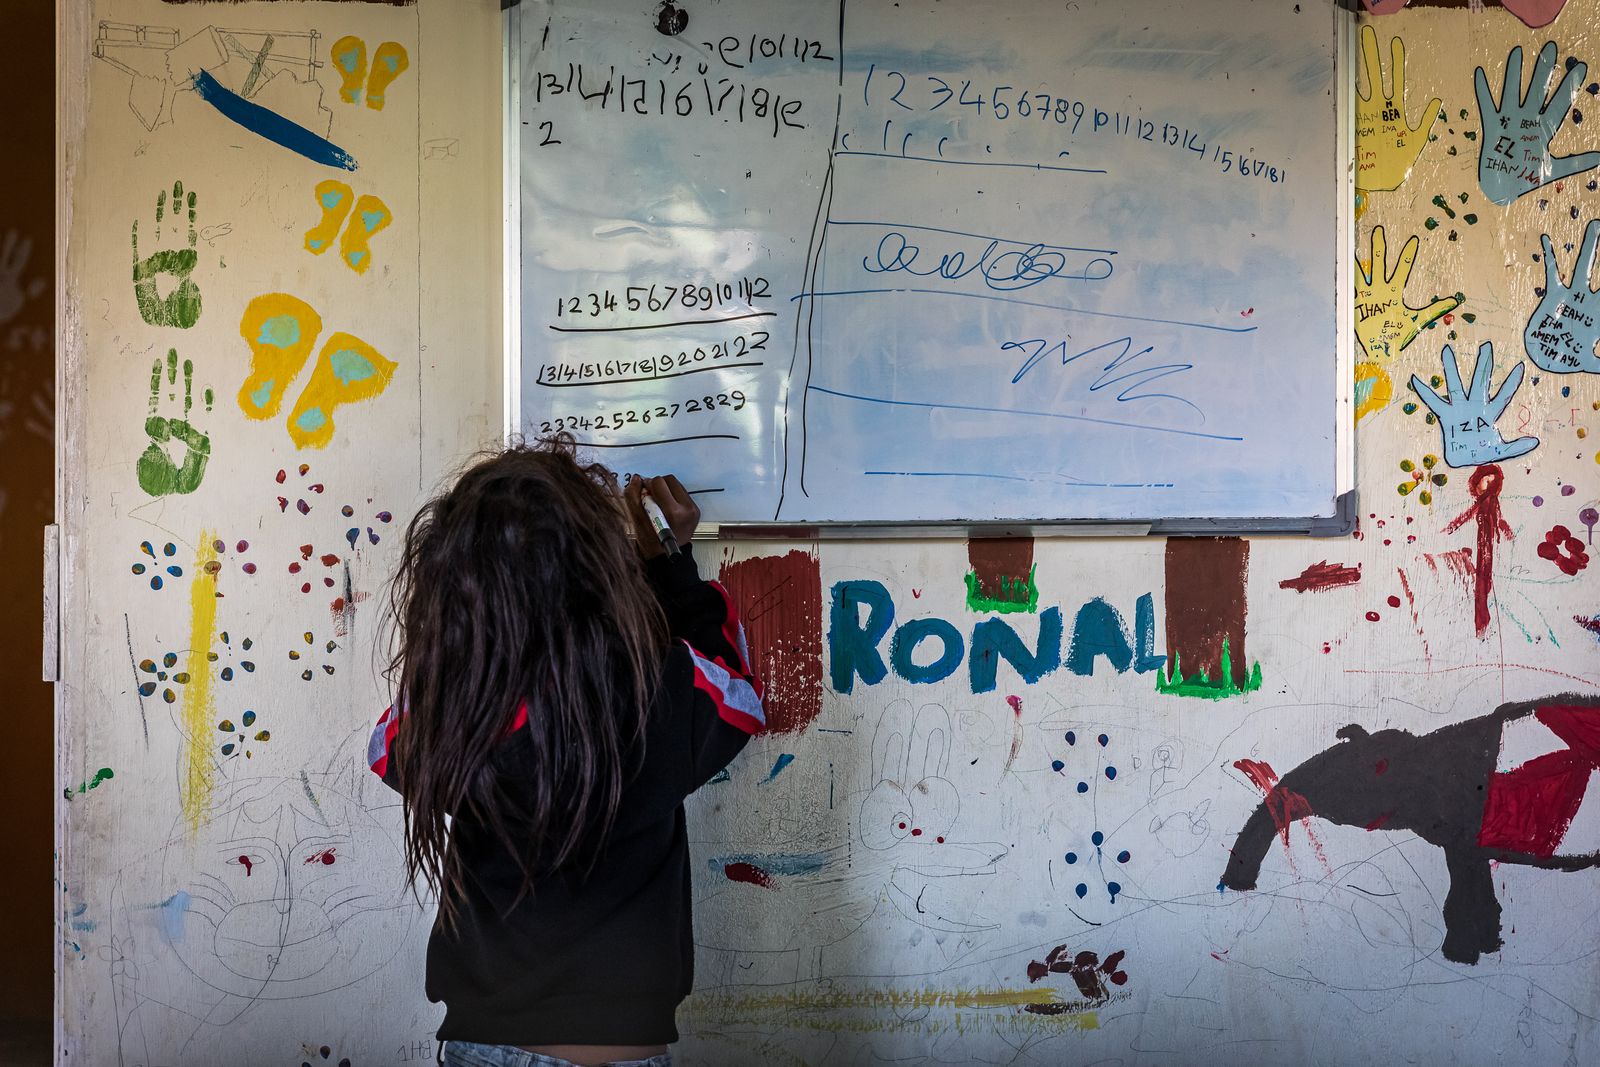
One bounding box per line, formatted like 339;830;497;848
332;36;367;104
366;42;410;111
238;294;322;420
237;294;396;449
340;195;391;275
304;180;354;256
287;334;398;449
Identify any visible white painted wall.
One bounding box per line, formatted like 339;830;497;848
59;2;1600;1065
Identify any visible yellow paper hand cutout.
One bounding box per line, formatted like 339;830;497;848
1355;25;1441;193
1356;226;1460;366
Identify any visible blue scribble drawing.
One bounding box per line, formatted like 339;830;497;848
1525;219;1600;374
861;229;1112;291
1475;42;1599;205
1409;342;1540;468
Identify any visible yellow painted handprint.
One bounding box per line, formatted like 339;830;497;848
1355;25;1440;193
238;293;396;449
1355;226;1460;421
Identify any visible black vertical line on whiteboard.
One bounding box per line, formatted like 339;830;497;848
776;0;846;520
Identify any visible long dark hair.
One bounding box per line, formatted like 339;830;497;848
384;436;664;923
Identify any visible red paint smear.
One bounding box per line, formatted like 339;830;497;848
1396;566;1430;666
1233;759;1279;792
1278;561;1361;593
1266;786;1316;850
1478;751;1592;857
1364;812;1394;831
236;854;253;876
1004;696;1024;772
319;554;340;568
723;861;774;888
718;550;822;735
303;849;336;865
1375;759;1389;775
1443;465;1510;638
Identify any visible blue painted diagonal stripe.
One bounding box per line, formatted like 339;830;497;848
191;70;358;172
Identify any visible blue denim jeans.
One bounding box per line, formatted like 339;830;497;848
441;1043;671;1067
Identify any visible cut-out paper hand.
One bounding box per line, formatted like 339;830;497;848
1476;41;1600;206
1501;0;1571;29
1409;342;1539;468
1356;226;1459;363
138;349;213;497
1524;219;1600;374
1356;25;1440;193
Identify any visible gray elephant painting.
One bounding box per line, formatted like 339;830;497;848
1220;694;1600;964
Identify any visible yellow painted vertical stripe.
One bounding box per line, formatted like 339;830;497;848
181;534;219;830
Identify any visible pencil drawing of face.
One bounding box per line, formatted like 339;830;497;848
168;775;406;998
110;764;419;1063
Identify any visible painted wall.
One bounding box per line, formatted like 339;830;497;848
59;1;1600;1065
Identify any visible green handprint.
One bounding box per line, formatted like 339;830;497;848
1408;342;1539;469
1475;42;1600;206
132;181;202;329
137;349;213;497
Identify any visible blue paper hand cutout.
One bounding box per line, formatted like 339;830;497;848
1525;219;1600;374
1409;342;1539;468
1475;41;1600;206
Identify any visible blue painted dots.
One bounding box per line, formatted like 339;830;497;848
1051;759;1065;772
1075;883;1088;899
1065;731;1076;745
1091;830;1105;847
1098;733;1109;746
1076;781;1089;793
1105;765;1117;780
1107;882;1122;902
1117;850;1131;863
1065;851;1078;864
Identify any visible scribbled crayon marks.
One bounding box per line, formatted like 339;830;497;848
137;652;189;702
131;541;183;589
217;709;269;759
1025;945;1128;1003
1576;615;1600;642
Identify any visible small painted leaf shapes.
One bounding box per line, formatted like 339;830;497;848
131;541;183;589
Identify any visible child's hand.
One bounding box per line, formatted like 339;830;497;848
625;473;699;557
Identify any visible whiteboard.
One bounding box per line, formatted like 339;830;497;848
513;0;1354;530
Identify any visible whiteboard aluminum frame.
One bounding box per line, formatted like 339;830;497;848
505;1;1359;538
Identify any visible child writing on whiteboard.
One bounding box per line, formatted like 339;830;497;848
367;437;765;1067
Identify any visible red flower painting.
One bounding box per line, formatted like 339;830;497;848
1537;525;1589;576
